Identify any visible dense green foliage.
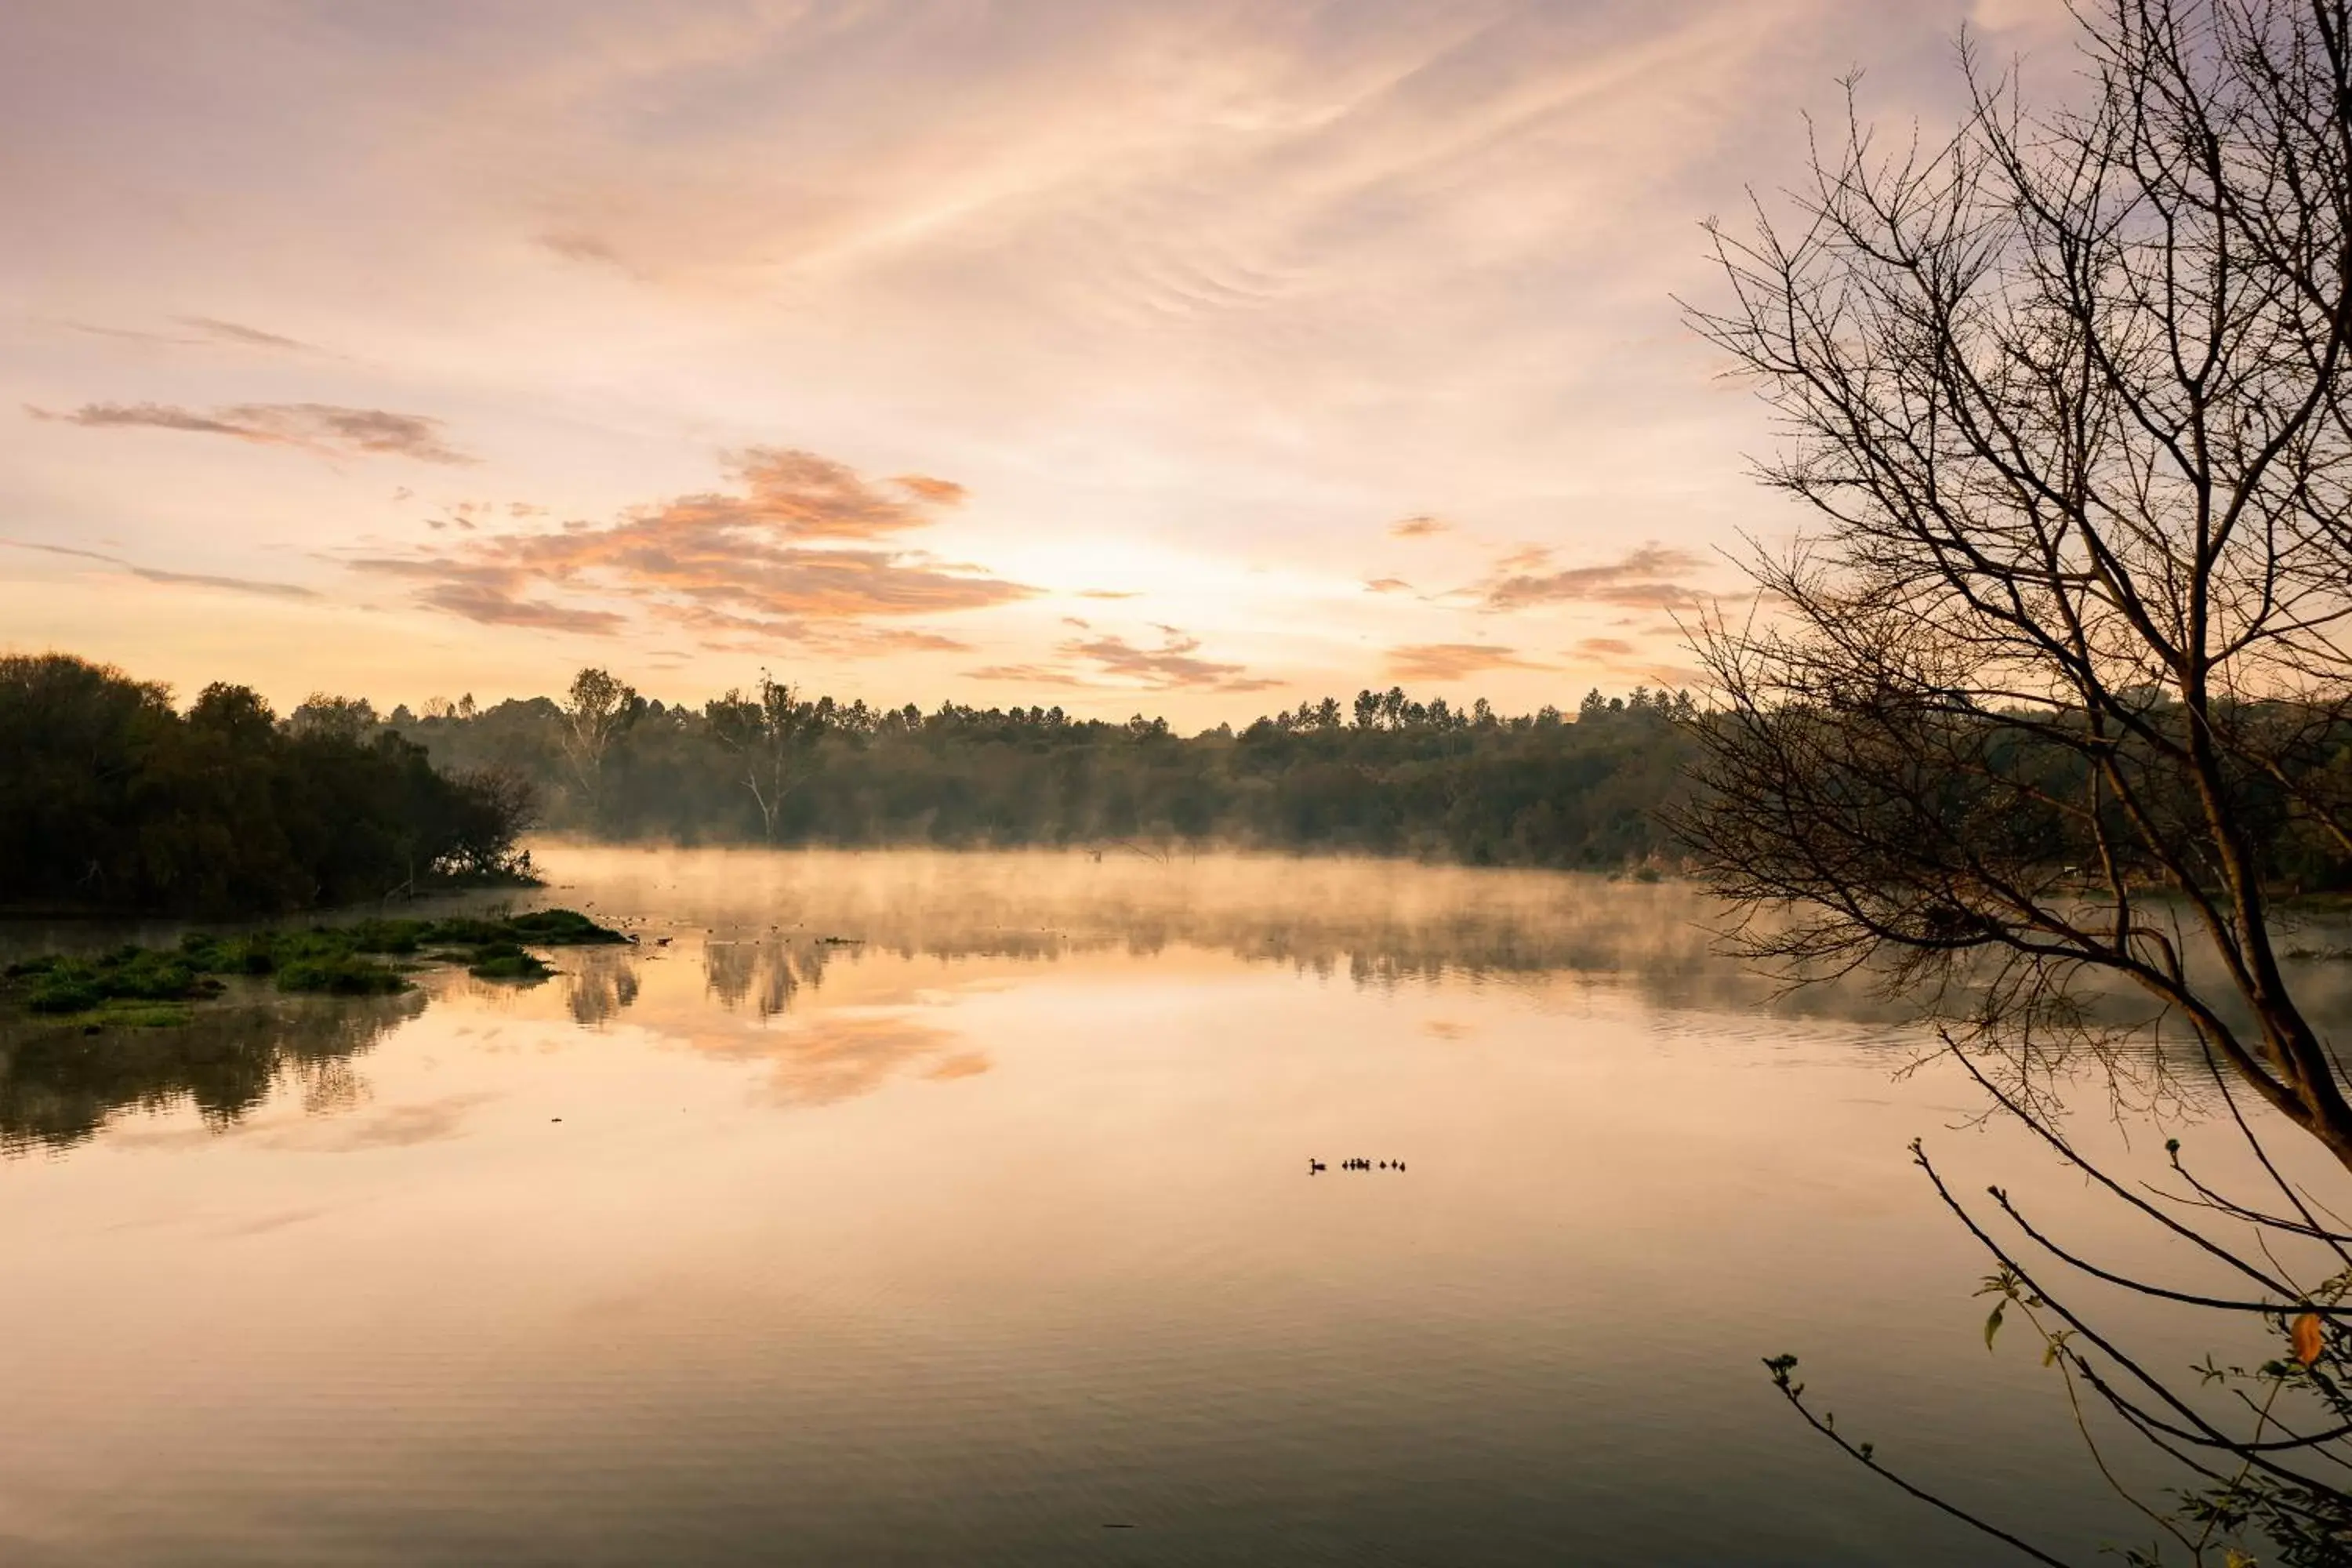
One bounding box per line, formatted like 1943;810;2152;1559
0;909;627;1016
405;676;1698;868
0;654;538;914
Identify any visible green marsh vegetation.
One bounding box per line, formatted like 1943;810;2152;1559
1;909;629;1023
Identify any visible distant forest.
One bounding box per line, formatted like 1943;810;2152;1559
0;652;1697;916
387;671;1700;870
12;651;2349;918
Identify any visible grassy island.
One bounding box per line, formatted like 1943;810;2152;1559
2;909;628;1025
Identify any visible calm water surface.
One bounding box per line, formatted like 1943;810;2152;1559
4;847;2339;1565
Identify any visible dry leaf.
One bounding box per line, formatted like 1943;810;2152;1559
2292;1311;2325;1367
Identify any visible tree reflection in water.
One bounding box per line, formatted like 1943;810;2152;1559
0;992;425;1155
14;853;2342;1150
701;938;830;1019
563;949;641;1026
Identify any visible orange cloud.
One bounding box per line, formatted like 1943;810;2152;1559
413;577;627;633
648;447;957;540
348;446;1033;645
965;662;1094;687
1478;543;1706;611
891;474;967;505
33;401;473;463
1062;630;1276;691
1385;643;1552;681
966;626;1272;691
1573;636;1635;656
667;604;973;655
924;1051;993;1081
1390;514;1450;538
1363;576;1413;593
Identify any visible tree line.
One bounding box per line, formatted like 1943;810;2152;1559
391;670;1700;869
0;654;535;915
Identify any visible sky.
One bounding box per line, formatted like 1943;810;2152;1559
0;0;2073;725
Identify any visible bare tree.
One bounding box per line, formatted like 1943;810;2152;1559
705;672;826;841
560;667;637;823
1679;0;2352;1559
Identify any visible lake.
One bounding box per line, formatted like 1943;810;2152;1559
2;846;2339;1565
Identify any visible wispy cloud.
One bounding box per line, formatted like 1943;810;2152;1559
892;474;967;506
1389;514;1450;538
348;446;1033;645
1363;576;1413;593
60;321;199;347
405;574;626;634
1386;642;1552;681
3;538;320;601
1060;630;1276;691
33;401;473;464
965;662;1094;688
1477;543;1708;611
60;316;321;354
967;626;1273;691
924;1052;993;1081
537;229;634;272
174;316;318;352
663;603;973;655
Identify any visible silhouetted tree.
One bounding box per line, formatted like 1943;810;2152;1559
1682;0;2352;1558
0;655;535;913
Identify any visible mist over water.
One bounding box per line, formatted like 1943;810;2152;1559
2;847;2343;1565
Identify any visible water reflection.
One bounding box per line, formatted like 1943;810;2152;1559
0;989;423;1154
547;845;1929;1019
702;937;827;1018
694;1011;985;1105
563;948;641;1026
7;847;2350;1567
9;849;2347;1150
